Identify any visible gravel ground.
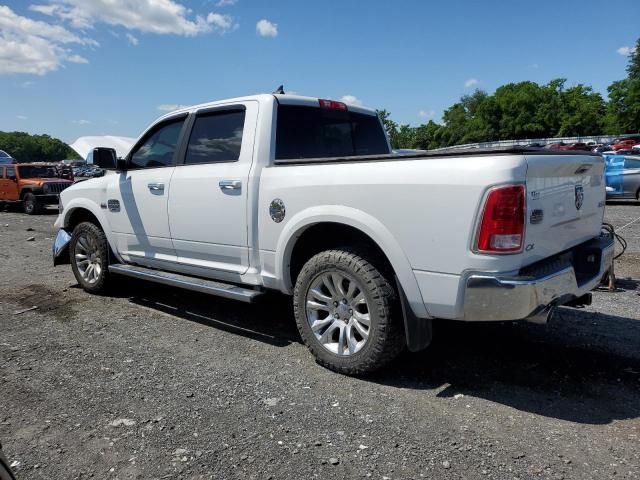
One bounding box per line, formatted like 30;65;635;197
1;203;639;480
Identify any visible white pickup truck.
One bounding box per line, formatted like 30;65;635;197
53;93;614;374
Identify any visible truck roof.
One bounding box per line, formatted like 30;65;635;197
157;93;378;123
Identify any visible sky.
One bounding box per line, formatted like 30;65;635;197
0;0;639;144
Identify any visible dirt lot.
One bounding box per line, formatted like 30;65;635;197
1;204;639;480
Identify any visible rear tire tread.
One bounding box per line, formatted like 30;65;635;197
293;248;405;375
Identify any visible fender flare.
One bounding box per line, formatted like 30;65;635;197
275;205;431;320
60;199;122;263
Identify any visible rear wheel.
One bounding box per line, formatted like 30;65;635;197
70;221;111;293
22;192;40;215
293;249;405;375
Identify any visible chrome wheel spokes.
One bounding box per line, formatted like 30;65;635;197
74;233;101;284
305;272;371;356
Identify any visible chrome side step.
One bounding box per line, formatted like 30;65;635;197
108;264;264;303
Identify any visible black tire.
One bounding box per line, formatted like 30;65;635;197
22;192;40;215
293;249;405;375
0;447;16;480
70;221;111;293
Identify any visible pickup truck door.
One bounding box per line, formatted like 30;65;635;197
168;102;258;277
105;115;188;265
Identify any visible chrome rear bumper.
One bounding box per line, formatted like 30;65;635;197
462;235;614;321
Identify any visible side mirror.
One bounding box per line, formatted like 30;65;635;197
89;147;117;169
116;157;128;171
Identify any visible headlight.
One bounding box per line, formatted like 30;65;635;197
43;184;50;193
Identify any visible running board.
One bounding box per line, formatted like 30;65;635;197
108;264;264;303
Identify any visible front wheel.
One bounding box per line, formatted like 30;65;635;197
293;249;405;375
70;221;111;293
22;192;40;215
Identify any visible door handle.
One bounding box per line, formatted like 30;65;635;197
219;180;242;191
147;182;165;192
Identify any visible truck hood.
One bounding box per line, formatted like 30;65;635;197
21;178;73;187
70;135;136;160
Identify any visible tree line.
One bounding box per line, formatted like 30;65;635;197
379;38;640;150
0;131;80;163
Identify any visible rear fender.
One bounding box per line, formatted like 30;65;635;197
275;205;431;320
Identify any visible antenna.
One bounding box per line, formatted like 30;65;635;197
273;85;285;94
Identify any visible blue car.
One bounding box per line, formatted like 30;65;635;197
605;154;640;200
0;150;14;164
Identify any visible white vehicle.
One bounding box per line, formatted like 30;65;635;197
52;93;614;374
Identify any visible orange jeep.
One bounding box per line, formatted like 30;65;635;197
0;163;73;214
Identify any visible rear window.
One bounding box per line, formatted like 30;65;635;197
275;105;389;160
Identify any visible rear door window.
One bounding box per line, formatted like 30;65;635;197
624;158;640;169
275;105;389;160
184;110;246;165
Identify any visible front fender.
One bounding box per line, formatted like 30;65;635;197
57;198;122;263
274;205;431;319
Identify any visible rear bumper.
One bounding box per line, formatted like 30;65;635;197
461;235;614;321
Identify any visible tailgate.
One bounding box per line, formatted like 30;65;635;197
523;153;605;263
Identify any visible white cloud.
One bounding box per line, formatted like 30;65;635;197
617;46;637;56
464;78;478;88
157;104;187;112
0;5;95;75
418;110;435;120
73;119;91;125
206;13;236;33
67;54;88;63
126;33;139;46
340;95;363;106
16;115;28;120
30;0;235;36
256;19;278;37
216;0;237;6
22;81;36;88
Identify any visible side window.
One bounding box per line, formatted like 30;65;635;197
130;118;185;169
6;167;16;179
624;158;640;169
184;110;246;165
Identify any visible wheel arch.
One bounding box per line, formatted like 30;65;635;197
62;201;121;262
19;187;34;198
275;206;430;319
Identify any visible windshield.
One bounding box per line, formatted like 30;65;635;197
0;150;10;158
18;166;58;178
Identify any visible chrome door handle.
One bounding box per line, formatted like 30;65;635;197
219;180;242;190
147;182;164;192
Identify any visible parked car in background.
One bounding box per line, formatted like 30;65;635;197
543;142;566;150
612;138;640;151
0;150;14;164
593;144;613;153
0;163;73;214
52;93;612;374
605;155;640;199
563;142;591;151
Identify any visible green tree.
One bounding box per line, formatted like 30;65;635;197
0;131;79;163
604;38;640;134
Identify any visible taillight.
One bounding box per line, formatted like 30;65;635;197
476;185;525;253
319;99;348;111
